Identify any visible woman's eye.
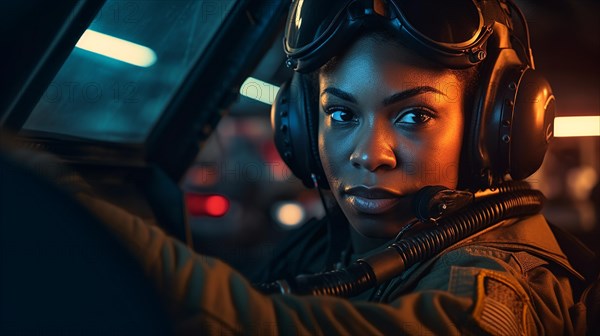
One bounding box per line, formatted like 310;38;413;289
396;109;433;125
329;110;355;122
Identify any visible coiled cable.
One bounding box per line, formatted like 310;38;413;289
258;185;544;297
494;180;532;193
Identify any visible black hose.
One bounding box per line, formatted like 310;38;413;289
388;189;543;275
494;180;532;193
258;187;544;297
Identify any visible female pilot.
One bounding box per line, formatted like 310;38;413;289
78;0;587;334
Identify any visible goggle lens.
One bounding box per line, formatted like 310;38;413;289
395;0;481;44
285;0;484;60
284;0;350;51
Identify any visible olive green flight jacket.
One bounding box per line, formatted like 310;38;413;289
79;193;587;335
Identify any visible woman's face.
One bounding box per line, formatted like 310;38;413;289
318;36;467;239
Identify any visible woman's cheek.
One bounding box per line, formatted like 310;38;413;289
422;118;462;186
318;127;340;188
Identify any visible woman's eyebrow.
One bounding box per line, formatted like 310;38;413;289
382;86;447;106
321;87;357;103
321;86;446;106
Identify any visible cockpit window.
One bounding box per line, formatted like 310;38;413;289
23;0;236;143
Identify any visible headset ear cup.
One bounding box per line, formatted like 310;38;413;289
271;77;309;187
510;69;554;179
467;47;524;189
467;48;554;188
271;79;294;174
271;73;330;189
465;16;555;188
299;74;331;189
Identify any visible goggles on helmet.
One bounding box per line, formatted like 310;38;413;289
284;0;497;73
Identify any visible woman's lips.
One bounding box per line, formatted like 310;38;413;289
345;195;400;214
343;186;402;215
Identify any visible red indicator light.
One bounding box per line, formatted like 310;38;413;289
185;193;230;217
205;195;229;217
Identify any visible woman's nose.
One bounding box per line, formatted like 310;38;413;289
349;127;397;171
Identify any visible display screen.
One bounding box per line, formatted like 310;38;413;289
23;0;236;143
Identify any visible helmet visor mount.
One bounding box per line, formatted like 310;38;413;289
284;0;493;73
